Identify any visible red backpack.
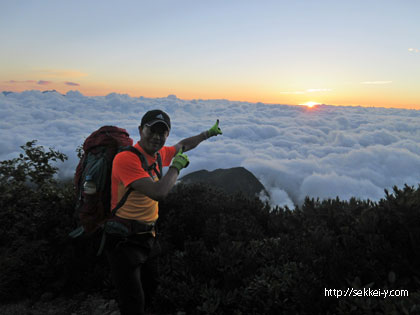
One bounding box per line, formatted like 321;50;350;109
71;126;134;236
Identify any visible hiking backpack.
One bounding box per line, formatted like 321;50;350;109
70;125;163;237
72;126;133;235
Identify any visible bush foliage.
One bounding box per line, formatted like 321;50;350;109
1;142;420;314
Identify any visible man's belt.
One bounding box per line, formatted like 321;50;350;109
97;216;156;256
112;216;156;234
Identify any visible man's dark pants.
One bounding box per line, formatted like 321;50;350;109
106;234;161;315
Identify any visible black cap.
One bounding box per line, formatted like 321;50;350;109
140;109;171;131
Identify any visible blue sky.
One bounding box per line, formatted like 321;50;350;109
1;0;419;108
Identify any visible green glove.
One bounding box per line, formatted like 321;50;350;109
170;150;189;173
207;119;222;137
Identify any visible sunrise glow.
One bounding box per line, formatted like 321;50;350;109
300;102;319;108
0;1;419;109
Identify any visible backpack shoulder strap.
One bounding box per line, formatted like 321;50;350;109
111;187;133;216
124;146;152;175
156;152;162;179
123;146;162;180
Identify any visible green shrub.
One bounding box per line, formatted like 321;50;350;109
0;141;100;302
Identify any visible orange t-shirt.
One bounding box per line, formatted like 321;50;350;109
111;142;176;223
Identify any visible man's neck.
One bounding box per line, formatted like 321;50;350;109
137;141;157;157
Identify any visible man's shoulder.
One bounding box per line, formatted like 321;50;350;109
160;145;176;155
114;147;141;165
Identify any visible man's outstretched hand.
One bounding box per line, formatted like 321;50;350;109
207;119;223;137
170;150;189;173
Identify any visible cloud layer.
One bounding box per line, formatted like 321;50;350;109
5;80;80;87
1;90;420;209
65;82;80;86
37;80;52;85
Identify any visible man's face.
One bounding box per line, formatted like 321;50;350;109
140;123;169;154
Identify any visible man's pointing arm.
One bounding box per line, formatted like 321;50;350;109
175;120;223;153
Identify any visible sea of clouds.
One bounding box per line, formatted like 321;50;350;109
1;90;420;208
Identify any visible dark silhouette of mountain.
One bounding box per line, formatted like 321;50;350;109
179;167;269;200
2;91;13;96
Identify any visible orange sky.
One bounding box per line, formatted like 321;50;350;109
1;1;419;109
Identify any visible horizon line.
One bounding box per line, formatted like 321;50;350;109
2;89;419;111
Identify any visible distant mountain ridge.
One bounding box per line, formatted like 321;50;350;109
179;167;269;200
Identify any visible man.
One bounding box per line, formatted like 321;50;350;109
105;109;222;315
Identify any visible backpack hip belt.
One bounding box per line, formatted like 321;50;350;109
108;216;156;234
97;217;156;256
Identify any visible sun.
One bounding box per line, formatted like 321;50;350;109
299;101;319;108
